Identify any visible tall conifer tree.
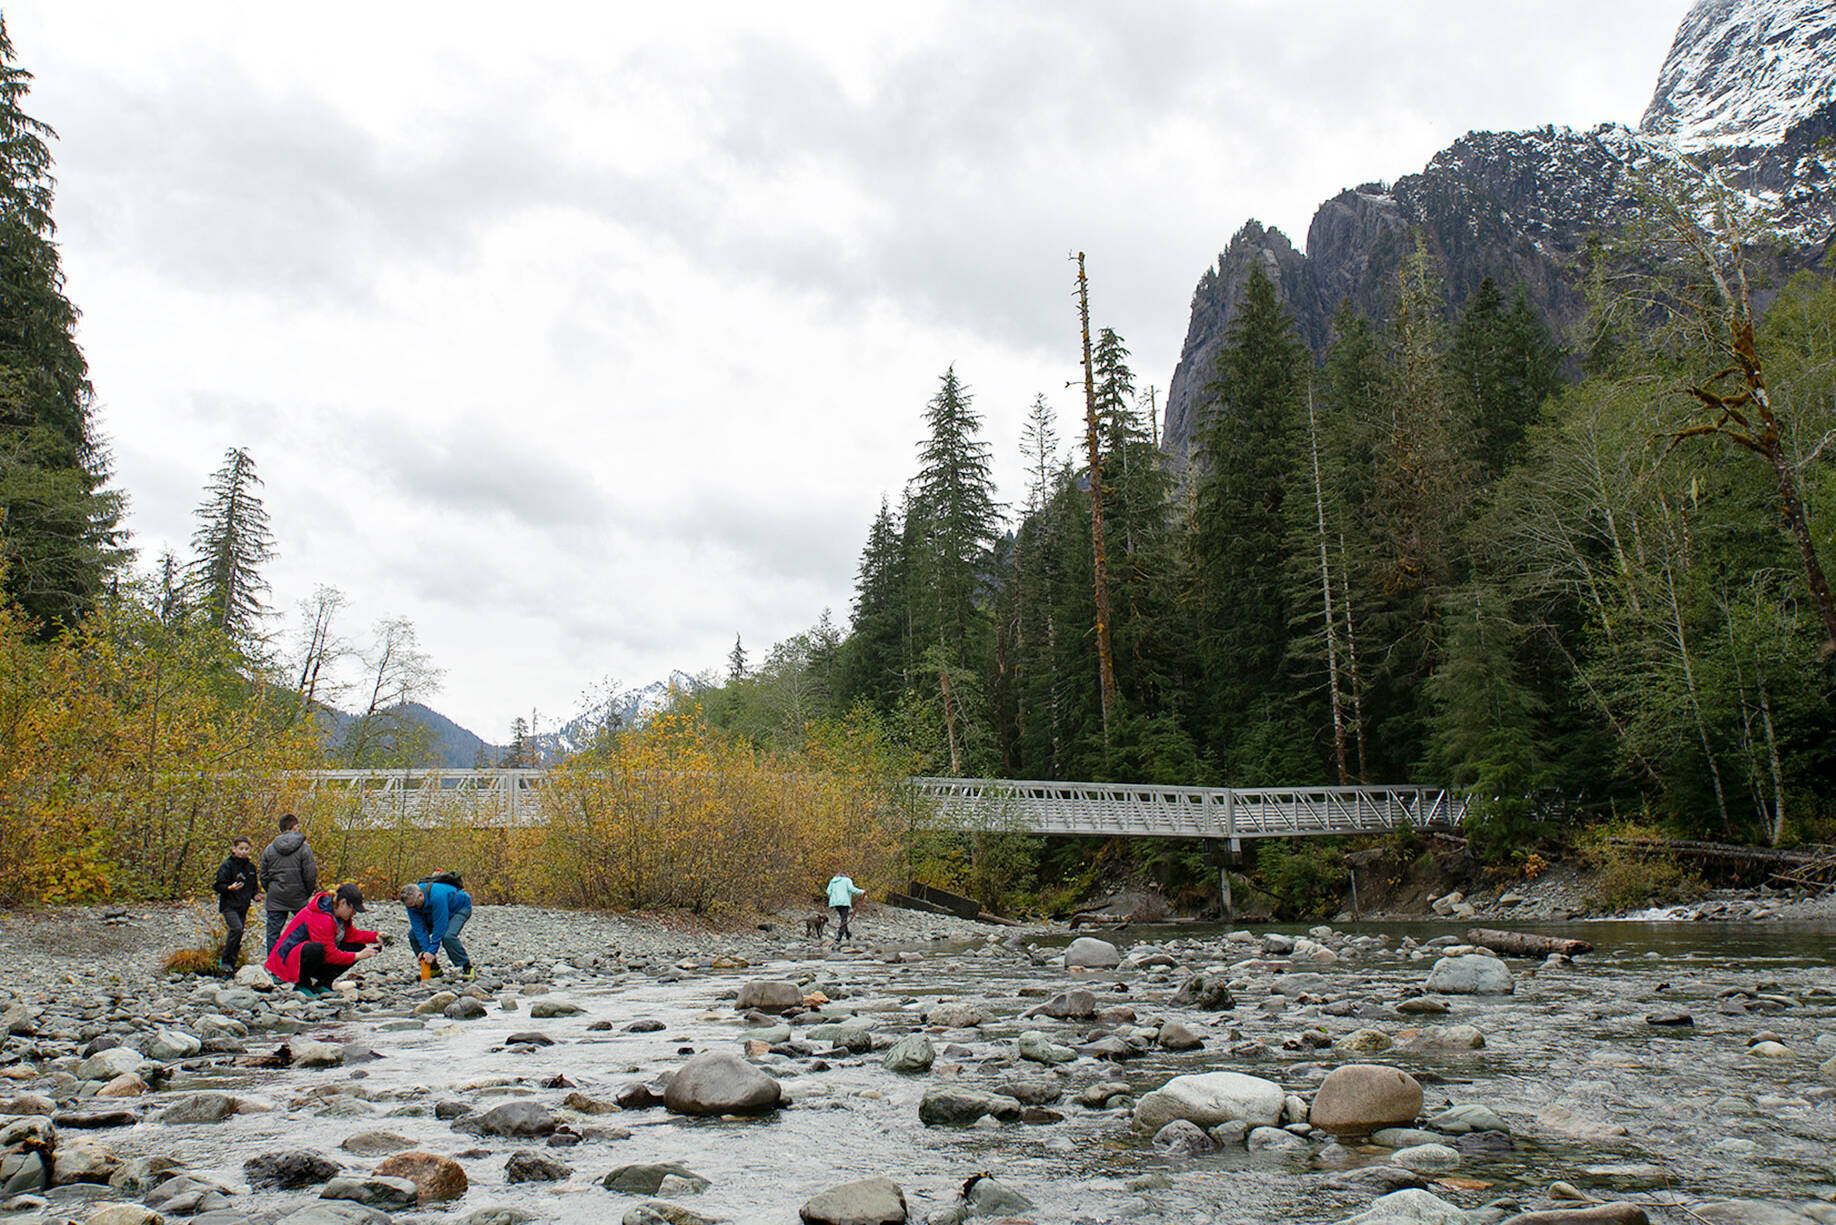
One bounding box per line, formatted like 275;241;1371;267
0;19;122;631
1192;265;1307;770
188;446;275;656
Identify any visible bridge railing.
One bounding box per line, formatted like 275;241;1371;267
282;770;1467;838
903;777;1466;839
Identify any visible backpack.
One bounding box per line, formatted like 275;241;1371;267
422;871;463;891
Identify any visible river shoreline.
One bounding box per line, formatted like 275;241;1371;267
5;898;1836;1224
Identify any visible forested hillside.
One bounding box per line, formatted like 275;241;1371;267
706;198;1836;857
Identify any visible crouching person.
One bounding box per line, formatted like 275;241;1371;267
265;883;380;997
401;877;474;979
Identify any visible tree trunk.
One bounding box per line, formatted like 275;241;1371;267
1466;928;1593;957
1308;388;1350;785
1339;534;1369;783
1076;252;1118;744
1658;506;1730;834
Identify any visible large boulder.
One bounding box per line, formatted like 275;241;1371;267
1424;954;1513;995
1310;1064;1423;1136
374;1151;469;1204
662;1052;781;1116
1063;937;1120;969
736;981;806;1013
799;1175;907;1224
1133;1072;1285;1133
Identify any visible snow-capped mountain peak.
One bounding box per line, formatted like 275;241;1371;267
1641;0;1836;151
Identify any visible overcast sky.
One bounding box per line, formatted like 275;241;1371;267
8;1;1692;741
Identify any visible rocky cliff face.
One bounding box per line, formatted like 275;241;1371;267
1162;0;1836;468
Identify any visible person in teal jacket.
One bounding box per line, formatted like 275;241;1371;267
399;879;474;978
826;873;866;943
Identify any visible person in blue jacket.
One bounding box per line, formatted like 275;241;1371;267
399;878;474;978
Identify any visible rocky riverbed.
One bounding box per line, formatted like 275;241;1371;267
3;902;1836;1225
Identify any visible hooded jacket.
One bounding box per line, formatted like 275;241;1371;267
264;892;379;983
827;875;865;907
259;831;318;913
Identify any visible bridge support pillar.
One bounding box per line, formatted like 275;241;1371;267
1215;837;1241;922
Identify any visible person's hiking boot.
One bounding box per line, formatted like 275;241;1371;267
461;965;476;980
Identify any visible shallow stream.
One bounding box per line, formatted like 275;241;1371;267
102;920;1836;1223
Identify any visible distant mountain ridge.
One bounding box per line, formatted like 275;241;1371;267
1161;0;1836;467
312;672;703;768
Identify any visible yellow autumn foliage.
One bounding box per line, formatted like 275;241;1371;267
518;704;911;914
0;597;323;906
1;592;913;915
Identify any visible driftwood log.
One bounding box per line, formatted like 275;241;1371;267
1466;928;1593;957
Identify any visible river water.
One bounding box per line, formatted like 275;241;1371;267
126;920;1836;1224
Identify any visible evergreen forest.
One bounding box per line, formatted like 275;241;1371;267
708;214;1836;876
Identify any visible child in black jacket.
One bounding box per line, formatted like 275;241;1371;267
213;836;261;972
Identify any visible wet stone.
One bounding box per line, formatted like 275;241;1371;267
662;1052;781;1117
603;1163;710;1195
798;1175;907;1225
320;1173;419;1208
340;1130;416;1156
476;1100;560;1137
505;1149;573;1182
159;1092;238;1124
529;999;584;1018
246;1150;342;1189
374;1150;469;1203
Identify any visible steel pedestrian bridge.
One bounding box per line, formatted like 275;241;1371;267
289;770;1465;839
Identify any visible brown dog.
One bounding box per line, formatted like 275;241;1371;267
804;913;829;940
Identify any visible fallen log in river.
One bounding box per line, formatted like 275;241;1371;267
1466;927;1593;957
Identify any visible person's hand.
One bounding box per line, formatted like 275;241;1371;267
227;880;243;890
357;945;380;960
420;951;435;965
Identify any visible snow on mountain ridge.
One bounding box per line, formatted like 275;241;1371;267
1641;0;1836;152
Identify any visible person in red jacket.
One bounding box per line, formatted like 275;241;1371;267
265;883;381;996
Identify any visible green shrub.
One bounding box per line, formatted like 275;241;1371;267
1254;839;1349;919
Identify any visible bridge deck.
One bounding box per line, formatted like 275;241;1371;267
289;770;1464;838
905;777;1462;838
